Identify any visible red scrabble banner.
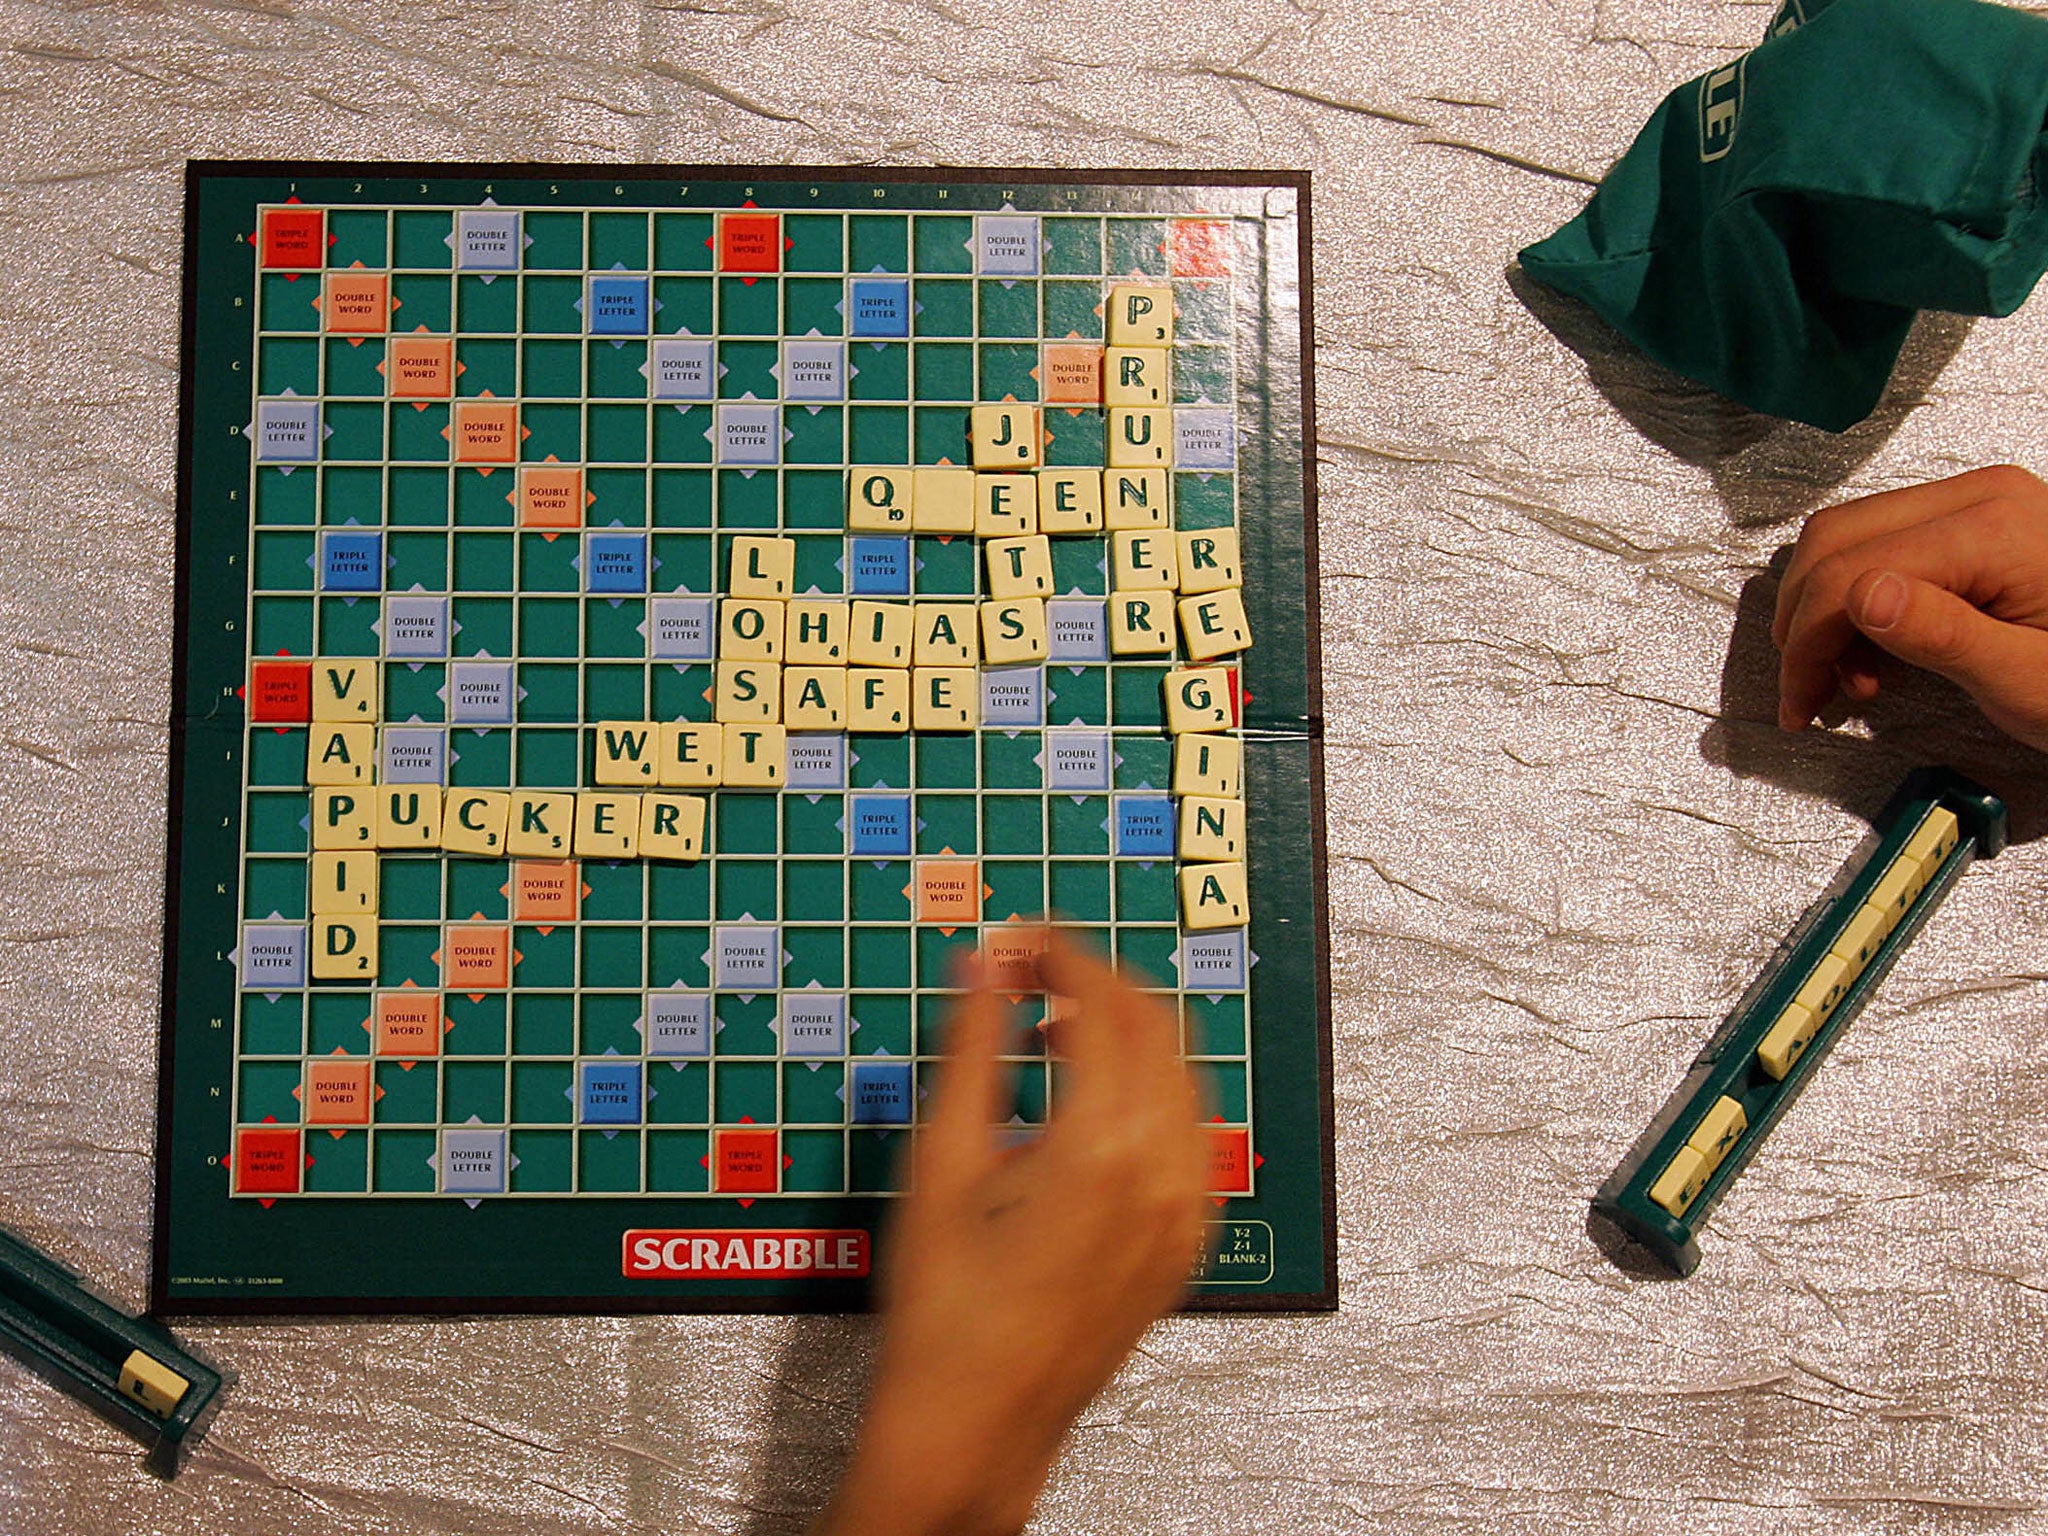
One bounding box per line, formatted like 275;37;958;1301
623;1229;871;1280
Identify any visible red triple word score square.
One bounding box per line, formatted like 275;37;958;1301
713;1128;780;1193
1208;1127;1253;1195
260;208;326;271
233;1126;303;1194
250;660;313;723
718;213;782;274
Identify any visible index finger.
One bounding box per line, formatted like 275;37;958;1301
1774;468;2037;647
917;966;1010;1187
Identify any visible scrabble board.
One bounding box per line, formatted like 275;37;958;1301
153;163;1333;1313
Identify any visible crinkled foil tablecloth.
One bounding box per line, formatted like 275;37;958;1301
2;2;2046;1532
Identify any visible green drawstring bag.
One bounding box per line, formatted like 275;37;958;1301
1519;0;2048;432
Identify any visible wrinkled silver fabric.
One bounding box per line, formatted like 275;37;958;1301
2;2;2046;1531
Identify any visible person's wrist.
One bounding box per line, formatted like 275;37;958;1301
817;1389;1044;1536
813;1447;1027;1536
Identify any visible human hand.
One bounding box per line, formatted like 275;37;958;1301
1772;465;2048;753
811;930;1211;1536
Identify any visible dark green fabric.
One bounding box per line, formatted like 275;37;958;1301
1519;0;2048;432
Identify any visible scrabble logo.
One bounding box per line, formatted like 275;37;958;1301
1697;59;1744;163
623;1229;871;1279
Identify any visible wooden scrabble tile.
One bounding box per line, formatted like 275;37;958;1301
1103;467;1169;529
442;925;511;990
1177;588;1253;662
1111;530;1179;591
306;722;376;786
1793;951;1853;1027
1176;527;1242;593
375;991;445;1056
721;723;787;787
847;469;913;532
592;721;660;785
518;465;584;529
376;787;443;850
916;859;982;924
980;598;1049;665
312;915;379;981
1648;1144;1710;1218
1108;590;1176;657
786;599;848;664
848;668;911;732
1173;733;1242;797
729;535;796;598
913;667;979;731
311;851;378;914
1106;284;1174;346
985;534;1054;600
310;659;377;721
975;473;1038;537
1041;342;1103;405
913;602;980;666
574;792;641;858
659;723;723;788
784;665;847;730
1178;796;1245;861
118;1351;191;1419
1830;903;1888;974
441;789;510;856
1902;852;1939;910
1757;1001;1818;1080
1178;860;1248;930
640;793;708;861
1164;667;1234;732
848;600;913;667
719;598;785;662
912;466;977;534
1037;469;1103;535
304;1058;374;1124
505;791;576;858
1103;346;1169;406
1107;408;1172;468
970;403;1040;469
715;660;781;723
1901;806;1962;871
1685;1094;1748;1165
1866;859;1919;930
312;787;376;850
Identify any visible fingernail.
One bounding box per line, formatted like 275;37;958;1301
1857;572;1906;632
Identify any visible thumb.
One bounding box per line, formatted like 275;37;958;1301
1849;568;2048;743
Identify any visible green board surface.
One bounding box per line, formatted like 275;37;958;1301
154;162;1333;1313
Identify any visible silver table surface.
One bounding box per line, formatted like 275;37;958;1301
2;2;2045;1531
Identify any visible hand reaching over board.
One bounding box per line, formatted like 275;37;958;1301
1773;466;2048;753
811;930;1211;1536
